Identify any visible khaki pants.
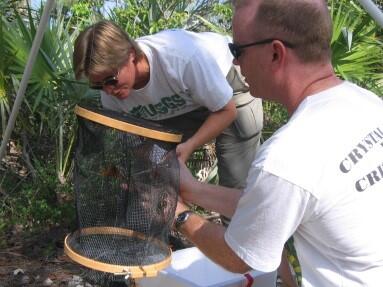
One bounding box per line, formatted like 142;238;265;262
158;65;263;190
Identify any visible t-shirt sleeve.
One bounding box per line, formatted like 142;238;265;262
225;168;315;272
182;52;233;112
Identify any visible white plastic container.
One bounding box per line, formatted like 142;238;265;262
138;247;276;287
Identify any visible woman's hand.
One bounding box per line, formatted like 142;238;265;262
176;140;195;163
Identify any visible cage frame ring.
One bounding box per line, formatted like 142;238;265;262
75;105;182;143
64;226;172;278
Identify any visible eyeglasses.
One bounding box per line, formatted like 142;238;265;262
90;70;120;90
228;38;295;59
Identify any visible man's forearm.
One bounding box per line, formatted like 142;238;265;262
177;211;251;273
182;181;242;218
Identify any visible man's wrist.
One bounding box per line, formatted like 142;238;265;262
174;210;194;230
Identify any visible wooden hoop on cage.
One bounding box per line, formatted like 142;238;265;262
64;227;172;278
75;105;182;143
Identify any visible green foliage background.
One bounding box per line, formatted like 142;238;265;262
0;0;382;265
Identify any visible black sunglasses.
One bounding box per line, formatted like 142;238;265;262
90;71;119;90
228;38;295;59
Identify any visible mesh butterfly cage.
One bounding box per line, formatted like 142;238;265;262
64;105;182;286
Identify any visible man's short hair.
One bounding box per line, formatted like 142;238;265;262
238;0;333;63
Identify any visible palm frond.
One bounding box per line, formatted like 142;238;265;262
330;0;383;94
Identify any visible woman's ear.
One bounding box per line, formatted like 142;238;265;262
129;51;137;63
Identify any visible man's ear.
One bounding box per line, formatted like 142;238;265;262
270;40;287;70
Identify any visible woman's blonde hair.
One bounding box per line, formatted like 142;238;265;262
73;20;143;80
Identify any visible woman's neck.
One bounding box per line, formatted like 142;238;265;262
133;54;150;89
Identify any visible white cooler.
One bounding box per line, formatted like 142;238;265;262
138;247;276;287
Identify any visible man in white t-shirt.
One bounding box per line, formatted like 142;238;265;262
174;0;383;286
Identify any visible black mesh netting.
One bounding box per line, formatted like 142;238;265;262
65;105;181;286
